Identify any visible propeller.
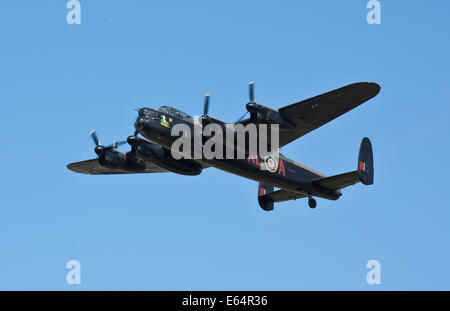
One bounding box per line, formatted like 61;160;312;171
201;93;211;125
203;93;210;116
235;81;256;123
90;130;126;156
126;130;140;156
90;129;100;146
127;130;139;144
236;111;249;123
249;81;255;103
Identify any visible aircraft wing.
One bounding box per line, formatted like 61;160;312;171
276;82;380;147
67;159;168;175
236;82;380;148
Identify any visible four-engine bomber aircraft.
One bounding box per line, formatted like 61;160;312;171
67;82;380;211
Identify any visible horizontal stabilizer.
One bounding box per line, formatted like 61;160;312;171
261;189;308;203
312;137;374;190
258;183;308;211
313;171;359;190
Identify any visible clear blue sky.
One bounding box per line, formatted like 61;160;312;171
1;1;449;290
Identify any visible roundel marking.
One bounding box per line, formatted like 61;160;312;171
264;155;278;173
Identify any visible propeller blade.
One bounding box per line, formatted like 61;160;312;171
249;81;255;103
236;111;249;123
106;141;127;149
90;130;99;146
203;93;210;116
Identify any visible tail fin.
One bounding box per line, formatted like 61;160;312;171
258;183;274;211
257;138;374;210
313;137;374;190
358;137;374;185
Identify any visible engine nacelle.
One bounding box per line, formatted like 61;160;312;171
128;136;203;176
246;102;295;129
99;150;145;172
99;150;128;168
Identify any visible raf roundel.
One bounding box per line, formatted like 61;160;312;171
264;155;278;173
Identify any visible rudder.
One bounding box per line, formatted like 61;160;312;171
358;137;374;185
258;183;274;211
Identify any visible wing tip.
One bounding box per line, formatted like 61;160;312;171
344;82;381;102
66;161;95;175
368;82;381;96
66;162;83;174
66;162;76;171
355;81;381;97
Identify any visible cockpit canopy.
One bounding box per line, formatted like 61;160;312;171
159;106;192;119
138;107;156;117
